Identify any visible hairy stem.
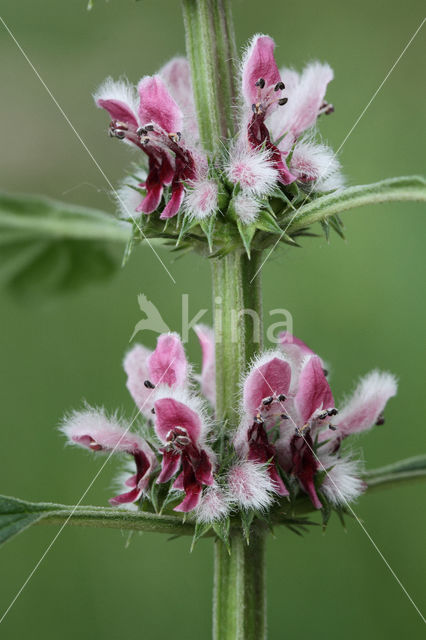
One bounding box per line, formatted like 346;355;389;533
211;249;265;637
212;250;263;422
182;0;237;151
213;528;267;640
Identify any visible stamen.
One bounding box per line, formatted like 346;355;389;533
145;124;155;131
327;408;338;416
277;394;287;402
168;132;181;144
296;423;310;436
262;396;274;406
255;78;265;89
137;126;147;136
280;414;289;420
376;413;385;426
322;368;329;377
274;81;285;91
143;379;155;389
317;410;329;420
278;97;288;106
329;424;337;431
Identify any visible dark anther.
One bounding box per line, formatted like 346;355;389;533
274;81;285;91
176;131;182;141
144;380;155;389
145;124;154;131
278;394;287;402
137;127;147;136
281;414;289;420
151;407;156;415
318;410;328;420
255;78;265;89
376;413;385;426
278;97;288;106
251;103;257;113
262;396;273;406
327;408;338;417
322;368;329;377
329;424;337;431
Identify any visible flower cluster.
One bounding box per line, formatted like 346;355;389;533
62;330;396;529
95;35;344;258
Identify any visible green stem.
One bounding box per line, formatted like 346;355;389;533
212;249;265;637
212;249;263;422
213;528;267;640
182;0;237;151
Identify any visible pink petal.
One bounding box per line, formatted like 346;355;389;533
194;449;214;486
109;487;142;506
96;99;139;128
159;57;198;137
174;485;202;512
160;182;185;219
295;356;334;423
137;184;163;214
243;355;291;417
148;333;188;388
158;450;181;483
194;324;216;406
123;344;155;415
138;75;183;133
154;397;202;444
62;407;147;454
242;35;281;106
280;332;315;357
335;371;397;438
276;62;334;141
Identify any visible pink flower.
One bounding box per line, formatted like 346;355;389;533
94;65;197;219
153;391;215;512
61;406;157;505
124;333;189;417
236;336;397;509
241;35;296;185
237;351;292;497
240;35;342;193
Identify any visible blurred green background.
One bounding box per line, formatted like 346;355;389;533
0;0;425;638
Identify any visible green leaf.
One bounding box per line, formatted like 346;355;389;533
0;495;196;547
255;210;282;234
191;521;212;551
363;455;426;492
200;215;216;252
0;192;131;296
236;221;256;258
282;176;426;233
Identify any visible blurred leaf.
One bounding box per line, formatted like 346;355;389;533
0;495;195;547
363;455;426;491
282;176;426;232
0;191;131;296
